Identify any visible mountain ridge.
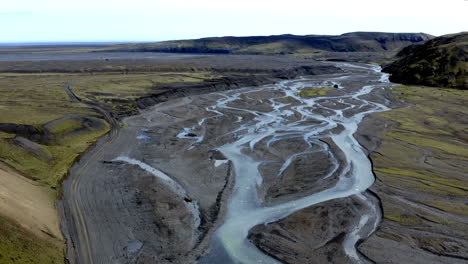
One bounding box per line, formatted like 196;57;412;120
100;32;434;55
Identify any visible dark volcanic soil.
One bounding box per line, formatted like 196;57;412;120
61;61;399;264
0;52;336;73
355;92;468;264
249;193;380;264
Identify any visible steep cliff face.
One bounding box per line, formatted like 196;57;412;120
104;32;434;54
383;32;467;89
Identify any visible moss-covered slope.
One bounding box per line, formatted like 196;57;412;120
0;215;64;264
383;32;467;89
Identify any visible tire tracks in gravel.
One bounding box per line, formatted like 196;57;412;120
62;82;120;264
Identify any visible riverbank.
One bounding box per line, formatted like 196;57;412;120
357;85;468;263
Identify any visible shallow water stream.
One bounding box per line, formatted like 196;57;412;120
190;63;392;263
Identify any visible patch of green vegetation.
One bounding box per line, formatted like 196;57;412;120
235;42;294;55
276;96;299;104
67;72;219;115
46;119;84;135
298;87;334;98
385;214;422;226
235;41;321;55
0;215;64;264
0;132;15;139
0;72;221;119
0;140;50;180
0;74;94;125
386;133;468;158
378;232;404;242
371;140;422;165
375;168;468;191
47;121;110;187
375;171;466;197
72;72;212;99
382;203;423;226
0;73;114;191
369;84;468;241
392;84;468;101
0;103;94;125
416;214;456;225
381;85;468;137
418;179;467;197
422;200;468;217
0;120;109;189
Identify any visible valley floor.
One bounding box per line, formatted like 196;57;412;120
0;52;466;264
61;62;394;263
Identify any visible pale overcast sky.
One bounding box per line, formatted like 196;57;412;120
1;0;467;42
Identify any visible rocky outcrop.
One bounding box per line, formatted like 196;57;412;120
0;123;46;143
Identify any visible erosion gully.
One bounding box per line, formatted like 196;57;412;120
65;62;392;263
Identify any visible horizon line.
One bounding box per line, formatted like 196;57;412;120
0;31;449;45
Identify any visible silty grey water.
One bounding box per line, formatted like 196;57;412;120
114;62;391;263
197;63;391;263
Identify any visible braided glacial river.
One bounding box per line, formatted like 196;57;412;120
108;62;392;263
173;63;392;263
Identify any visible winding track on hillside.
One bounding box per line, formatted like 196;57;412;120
62;83;120;264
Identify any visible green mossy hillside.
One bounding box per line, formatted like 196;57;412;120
0;115;109;189
383;32;467;89
0;215;64;264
